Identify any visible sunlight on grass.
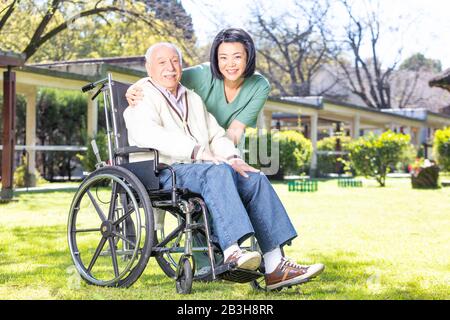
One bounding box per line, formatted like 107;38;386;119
0;178;449;299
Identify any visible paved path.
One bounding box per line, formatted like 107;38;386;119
14;184;79;194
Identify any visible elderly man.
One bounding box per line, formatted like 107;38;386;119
123;42;324;290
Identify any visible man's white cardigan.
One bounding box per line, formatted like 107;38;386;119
123;79;239;165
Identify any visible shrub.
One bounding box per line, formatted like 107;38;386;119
348;131;411;186
277;130;312;175
244;129;312;176
13;156;46;188
433;127;450;171
317;135;352;176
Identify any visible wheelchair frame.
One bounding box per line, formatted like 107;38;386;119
67;74;265;294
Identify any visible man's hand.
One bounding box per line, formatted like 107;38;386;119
198;149;227;165
228;158;260;178
125;85;144;106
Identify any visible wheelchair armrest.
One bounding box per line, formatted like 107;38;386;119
116;146;160;174
115;147;178;206
115;146;157;156
155;163;178;206
115;146;160;170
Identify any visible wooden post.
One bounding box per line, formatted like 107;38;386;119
1;67;16;200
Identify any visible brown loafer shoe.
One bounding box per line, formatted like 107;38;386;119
224;250;262;271
265;258;324;291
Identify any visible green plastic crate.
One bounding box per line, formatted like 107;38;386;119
337;178;363;188
288;179;318;192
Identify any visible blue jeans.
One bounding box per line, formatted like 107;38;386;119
159;163;297;254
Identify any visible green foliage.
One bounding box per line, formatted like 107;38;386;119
36;88;87;146
433;127;450;171
35;88;87;180
13;156;46;188
399;53;442;73
80;130;109;173
244;129;312;176
277;130;312;175
348;131;411;186
0;1;197;63
317;135;352;176
397;143;417;173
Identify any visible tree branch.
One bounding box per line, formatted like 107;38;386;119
0;0;18;32
22;5;159;61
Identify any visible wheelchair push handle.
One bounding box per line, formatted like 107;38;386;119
81;77;109;93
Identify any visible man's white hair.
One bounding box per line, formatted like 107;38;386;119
144;42;183;66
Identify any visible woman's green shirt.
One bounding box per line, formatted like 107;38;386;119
181;62;271;129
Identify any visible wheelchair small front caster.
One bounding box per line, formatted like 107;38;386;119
176;257;193;294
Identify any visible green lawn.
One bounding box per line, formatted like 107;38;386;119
0;178;449;300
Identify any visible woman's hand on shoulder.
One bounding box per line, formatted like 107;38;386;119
126;84;144;107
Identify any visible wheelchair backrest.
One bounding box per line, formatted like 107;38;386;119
109;80;132;155
106;78;160;190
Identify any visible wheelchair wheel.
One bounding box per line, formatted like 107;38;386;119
176;257;193;294
67;166;154;288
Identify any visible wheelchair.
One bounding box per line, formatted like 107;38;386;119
67;74;270;294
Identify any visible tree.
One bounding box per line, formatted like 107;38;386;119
333;0;421;109
0;0;196;63
147;0;195;41
30;15;196;64
400;53;442;73
250;0;338;97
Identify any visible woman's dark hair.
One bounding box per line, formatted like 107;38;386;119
210;28;256;80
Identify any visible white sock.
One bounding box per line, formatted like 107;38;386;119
223;243;240;261
263;246;283;274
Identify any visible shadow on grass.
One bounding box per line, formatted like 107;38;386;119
1;226;445;299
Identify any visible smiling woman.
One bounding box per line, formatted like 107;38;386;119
180;28;269;148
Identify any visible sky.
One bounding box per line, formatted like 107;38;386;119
180;0;450;70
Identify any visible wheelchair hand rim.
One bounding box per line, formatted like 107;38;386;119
68;173;142;286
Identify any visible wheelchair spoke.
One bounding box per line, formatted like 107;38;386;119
112;231;136;249
112;207;135;226
108;182;118;220
74;228;101;233
108;237;120;277
88;236;107;272
87;190;107;222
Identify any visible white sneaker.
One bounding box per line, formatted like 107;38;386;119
224;250;262;271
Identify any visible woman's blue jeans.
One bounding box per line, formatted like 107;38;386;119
159;163;297;254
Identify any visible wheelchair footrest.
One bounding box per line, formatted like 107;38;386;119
196;263;263;283
219;267;263;283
